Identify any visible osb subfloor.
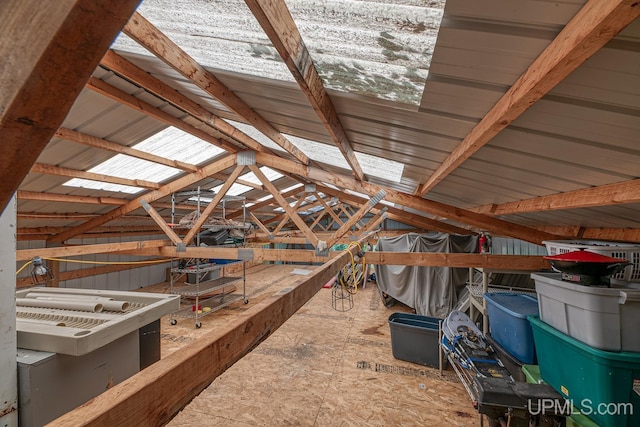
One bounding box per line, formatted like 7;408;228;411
148;264;480;426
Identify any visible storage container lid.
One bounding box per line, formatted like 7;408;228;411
543;250;626;263
483;293;539;318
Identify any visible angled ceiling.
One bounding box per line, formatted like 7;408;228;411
7;0;640;245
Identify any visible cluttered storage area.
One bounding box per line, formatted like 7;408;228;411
376;235;640;427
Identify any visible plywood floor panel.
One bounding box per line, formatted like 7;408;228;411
151;264;479;426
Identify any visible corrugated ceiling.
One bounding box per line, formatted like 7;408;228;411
16;0;640;241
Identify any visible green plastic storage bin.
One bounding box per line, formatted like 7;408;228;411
529;315;640;427
522;365;600;427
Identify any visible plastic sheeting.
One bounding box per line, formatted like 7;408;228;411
374;232;478;318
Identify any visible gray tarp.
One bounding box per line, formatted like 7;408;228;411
374;232;478;318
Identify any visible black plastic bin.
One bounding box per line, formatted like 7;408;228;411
388;312;442;368
485;333;526;382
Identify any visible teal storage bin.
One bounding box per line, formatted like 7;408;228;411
529;315;640;427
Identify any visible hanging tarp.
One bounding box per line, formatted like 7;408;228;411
374;232;478;318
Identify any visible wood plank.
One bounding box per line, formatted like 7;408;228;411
245;0;364;180
16;258;166;288
0;0;141;213
257;152;561;244
16;239;169;261
140;200;183;245
17;190;127;206
56;127;198;172
47;154;237;243
473;178;640;216
86;77;239;153
31;163;160;189
416;0;640;195
100;50;270;154
47;238;367;427
124;12;309;165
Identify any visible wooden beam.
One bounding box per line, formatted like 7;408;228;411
249;212;271;237
473;178;640;216
318;184;475;236
18;190;127;206
124;12;309;165
17;258;167;288
86;77;240;153
313;192;342;224
139;200;183;245
273;194;306;235
365;252;549;270
183;165;246;245
249;164;322;248
16;239;169;261
100;50;270;154
245;0;365;181
31;163;160;189
0;0;141;214
227;186;303;220
256;151;565;244
326;190;386;247
362;209;387;233
47;154;237;243
47;239;366;427
56;127;198;172
415;0;640;195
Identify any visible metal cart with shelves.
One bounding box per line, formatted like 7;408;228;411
167;188;250;328
169;260;247;328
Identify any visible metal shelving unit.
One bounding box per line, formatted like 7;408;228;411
168;188;249;328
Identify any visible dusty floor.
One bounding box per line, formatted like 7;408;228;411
149;263;480;426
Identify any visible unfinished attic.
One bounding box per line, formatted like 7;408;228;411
1;0;640;426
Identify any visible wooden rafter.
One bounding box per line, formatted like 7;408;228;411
0;0;141;213
248;164;322;248
227;186;303;220
313;192;342;225
100;50;271;154
415;0;640;196
273;193;307;235
362;209;387;232
18;190;127;206
182;165;246;245
256;152;564;244
139;200;183;245
86;77;240;153
326;190;386;248
245;0;365;181
473;178;640;216
319;184;473;235
124;12;310;165
56;127;198;172
30;163;160;189
48;154;237;243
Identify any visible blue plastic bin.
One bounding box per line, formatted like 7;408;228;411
484;293;539;364
388;313;441;368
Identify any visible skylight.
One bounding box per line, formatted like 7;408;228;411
113;0;445;104
64;127;225;194
224;119;404;183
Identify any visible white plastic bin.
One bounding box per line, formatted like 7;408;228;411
542;240;640;281
532;272;640;352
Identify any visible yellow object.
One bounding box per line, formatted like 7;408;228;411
197;310;203;314
203;307;211;312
